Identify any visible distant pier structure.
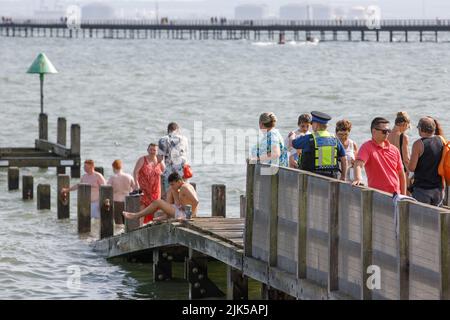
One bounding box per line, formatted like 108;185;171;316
1;19;450;42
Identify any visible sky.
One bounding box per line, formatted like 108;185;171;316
1;0;450;19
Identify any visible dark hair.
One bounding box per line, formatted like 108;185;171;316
370;117;390;131
147;143;157;149
335;119;352;133
168;172;182;183
167;122;179;134
428;117;444;136
418;118;435;134
298;113;312;125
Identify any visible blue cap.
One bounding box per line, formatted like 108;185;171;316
311;111;332;124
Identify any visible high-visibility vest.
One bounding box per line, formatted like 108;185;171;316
300;131;339;172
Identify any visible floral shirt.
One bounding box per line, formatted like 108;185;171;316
158;132;189;179
251;128;288;167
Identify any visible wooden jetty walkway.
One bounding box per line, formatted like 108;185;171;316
2;19;450;42
92;162;450;300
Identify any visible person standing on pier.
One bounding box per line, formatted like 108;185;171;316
285;113;312;168
387;111;411;188
288;111;347;180
335;119;358;181
158;122;189;199
353;117;407;195
133;143;165;224
123;172;199;221
108;159;136;229
62;159;106;219
407;117;444;206
251;112;289;167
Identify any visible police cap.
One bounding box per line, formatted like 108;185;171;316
311;111;332;124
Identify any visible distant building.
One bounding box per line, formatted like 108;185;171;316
279;4;311;20
81;2;115;20
234;4;267;20
279;4;331;20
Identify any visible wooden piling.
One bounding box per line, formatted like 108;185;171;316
57;117;67;174
125;195;141;232
70;124;81;178
100;185;114;239
328;181;340;293
22;175;33;200
244;162;255;257
398;201;410;300
211;184;226;217
94;166;104;176
297;174;308;279
77;183;91;233
153;249;173;281
240;195;246;218
226;266;248;300
57;174;70;219
39;113;48;140
268;171;279;267
8;167;19;191
187;249;224;299
361;189;373;300
37;184;51;210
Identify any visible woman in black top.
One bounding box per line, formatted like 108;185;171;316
408;117;444;206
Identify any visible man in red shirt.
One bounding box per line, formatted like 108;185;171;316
353;117;407;195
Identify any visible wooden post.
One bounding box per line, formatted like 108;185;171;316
244;162;255;257
22;175;34;200
37;184;51;210
39;113;48;140
77;184;91;233
297;174;308;279
240;195;246;218
113;201;125;225
57;117;67;175
8;167;19;191
390;31;393;42
269;171;279;267
187;249;224;299
398;201;410;300
57;174;70;219
94;166;104;176
153;249;173;281
361;189;373;300
439;211;450;300
100;185;114;239
125;195;141;232
226;266;248;300
328;181;340;293
211;184;226;217
70;124;81;178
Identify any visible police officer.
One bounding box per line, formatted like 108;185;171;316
288;111;347;180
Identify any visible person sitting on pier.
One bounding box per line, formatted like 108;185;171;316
123;172;198;221
62;159;106;219
285;113;312;168
353;117;407;195
288;111;347;180
108;159;136;228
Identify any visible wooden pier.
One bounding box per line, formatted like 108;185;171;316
92;162;450;300
2;19;450;42
0;115;81;178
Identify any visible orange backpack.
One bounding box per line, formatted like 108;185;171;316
438;136;450;184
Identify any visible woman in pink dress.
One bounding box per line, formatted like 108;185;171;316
133;143;165;224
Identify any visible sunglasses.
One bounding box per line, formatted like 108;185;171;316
374;128;391;134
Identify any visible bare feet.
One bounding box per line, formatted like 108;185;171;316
123;211;137;220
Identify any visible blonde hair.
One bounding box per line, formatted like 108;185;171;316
259;112;277;129
395;111;410;125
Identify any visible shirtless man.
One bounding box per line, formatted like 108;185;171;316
123;172;198;221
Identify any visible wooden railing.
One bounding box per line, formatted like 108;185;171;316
245;162;450;300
